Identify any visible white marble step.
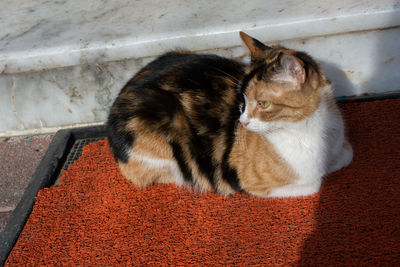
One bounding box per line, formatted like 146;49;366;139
1;0;399;73
0;0;400;136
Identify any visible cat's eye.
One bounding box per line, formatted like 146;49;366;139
258;100;271;109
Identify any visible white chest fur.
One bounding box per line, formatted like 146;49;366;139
265;93;344;185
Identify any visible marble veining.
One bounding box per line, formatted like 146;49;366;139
0;0;400;135
1;26;400;136
1;0;399;74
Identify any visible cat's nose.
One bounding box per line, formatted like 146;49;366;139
240;119;250;127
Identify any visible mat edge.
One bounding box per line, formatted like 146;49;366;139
0;125;106;266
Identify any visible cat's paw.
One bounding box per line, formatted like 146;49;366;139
268;182;321;198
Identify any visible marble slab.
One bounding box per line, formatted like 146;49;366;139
0;57;146;134
1;26;399;136
0;0;400;136
1;0;399;74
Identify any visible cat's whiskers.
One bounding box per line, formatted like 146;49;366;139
212;66;242;87
293;110;307;121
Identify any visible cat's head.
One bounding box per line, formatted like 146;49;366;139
238;32;330;134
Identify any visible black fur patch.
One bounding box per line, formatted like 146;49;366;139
188;130;217;190
107;51;247;192
293;51;321;77
220;104;242;192
106;126;134;163
170;141;193;183
131;87;182;130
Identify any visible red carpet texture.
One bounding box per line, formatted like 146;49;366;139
6;99;400;266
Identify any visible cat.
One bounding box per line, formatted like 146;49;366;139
106;31;353;198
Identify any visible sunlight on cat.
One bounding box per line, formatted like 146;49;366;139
107;31;353;198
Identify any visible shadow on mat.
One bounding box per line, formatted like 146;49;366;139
298;10;400;265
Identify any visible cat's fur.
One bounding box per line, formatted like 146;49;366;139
107;32;353;198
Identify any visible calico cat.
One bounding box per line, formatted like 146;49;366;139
107;32;353;198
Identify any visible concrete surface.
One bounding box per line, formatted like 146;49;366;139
0;134;53;233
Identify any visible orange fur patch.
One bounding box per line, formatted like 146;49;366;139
230;125;297;197
119;130;175;187
119;159;175;187
245;80;322;123
122;122;215;192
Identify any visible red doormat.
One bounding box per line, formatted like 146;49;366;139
6;99;400;266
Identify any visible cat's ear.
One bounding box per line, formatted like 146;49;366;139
272;54;306;88
240;32;271;59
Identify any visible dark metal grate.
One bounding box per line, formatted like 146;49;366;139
54;137;104;186
61;137;105;171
